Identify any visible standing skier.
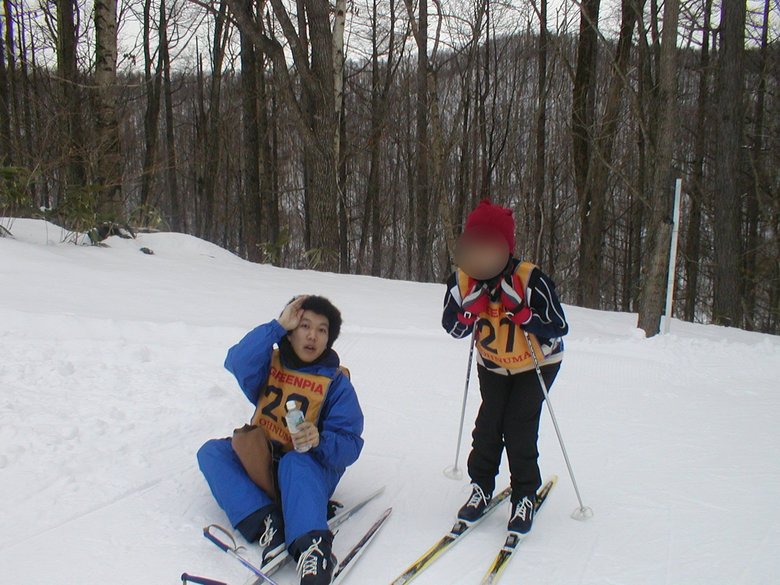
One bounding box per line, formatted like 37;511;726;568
442;199;568;535
198;295;364;585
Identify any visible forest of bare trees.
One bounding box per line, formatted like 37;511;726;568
0;0;778;335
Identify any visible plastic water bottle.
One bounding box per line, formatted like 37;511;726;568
285;400;310;453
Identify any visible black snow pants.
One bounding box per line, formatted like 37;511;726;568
467;362;560;502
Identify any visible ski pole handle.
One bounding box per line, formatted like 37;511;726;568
203;526;232;552
202;525;281;585
181;574;228;585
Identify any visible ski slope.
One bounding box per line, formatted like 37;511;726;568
1;219;779;585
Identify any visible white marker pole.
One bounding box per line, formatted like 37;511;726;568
663;178;683;335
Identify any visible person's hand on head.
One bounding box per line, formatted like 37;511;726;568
278;295;309;330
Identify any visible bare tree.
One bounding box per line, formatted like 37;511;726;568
583;0;643;306
2;0;21;165
226;0;343;272
16;2;40;208
94;0;124;223
404;0;433;281
711;0;746;327
637;0;680;336
358;0;401;277
743;0;771;329
194;0;229;241
56;0;86;200
0;4;10;167
684;0;713;323
571;0;601;308
160;0;182;232
239;0;261;260
531;0;548;265
140;0;165;220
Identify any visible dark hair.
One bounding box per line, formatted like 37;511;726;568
300;295;342;348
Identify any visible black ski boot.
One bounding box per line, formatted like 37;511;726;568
235;504;286;565
457;483;492;523
294;530;336;585
257;506;286;564
507;494;535;535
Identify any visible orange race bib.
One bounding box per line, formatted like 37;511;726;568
473;302;545;369
250;350;335;449
458;263;545;370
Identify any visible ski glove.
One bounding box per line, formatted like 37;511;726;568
500;276;532;326
458;282;490;325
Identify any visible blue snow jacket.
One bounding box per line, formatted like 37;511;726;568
224;320;364;474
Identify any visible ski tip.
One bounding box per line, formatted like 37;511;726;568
181;574;229;585
374;507;393;523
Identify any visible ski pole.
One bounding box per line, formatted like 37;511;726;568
444;332;476;480
523;330;593;520
203;525;281;585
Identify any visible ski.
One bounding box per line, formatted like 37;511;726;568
203;524;280;585
478;476;558;585
181;574;228;585
389;485;512;585
251;486;387;582
332;507;393;584
189;509;391;585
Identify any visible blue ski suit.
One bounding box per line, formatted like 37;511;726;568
197;319;364;546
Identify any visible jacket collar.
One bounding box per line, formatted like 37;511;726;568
278;336;341;373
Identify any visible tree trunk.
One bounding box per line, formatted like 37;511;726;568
94;0;123;223
160;0;181;232
684;0;712;323
637;0;680;336
263;46;280;261
332;0;346;162
16;4;39;207
240;0;262;261
572;0;601;307
3;0;21;165
367;0;398;277
227;0;342;271
770;210;780;333
743;0;771;329
201;0;228;242
0;6;10;167
333;0;348;272
711;0;746;327
580;0;641;308
532;0;548;264
140;0;163;222
337;81;349;272
477;2;490;201
56;0;86;201
415;0;431;281
361;2;382;275
303;0;339;271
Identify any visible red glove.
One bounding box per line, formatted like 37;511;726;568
458;283;490;325
500;277;532;326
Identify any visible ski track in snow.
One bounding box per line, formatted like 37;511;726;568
2;218;780;584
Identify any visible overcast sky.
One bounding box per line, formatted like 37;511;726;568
11;0;779;73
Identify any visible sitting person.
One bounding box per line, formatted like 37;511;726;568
198;295;364;585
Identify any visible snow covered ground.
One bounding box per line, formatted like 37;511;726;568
2;218;779;585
